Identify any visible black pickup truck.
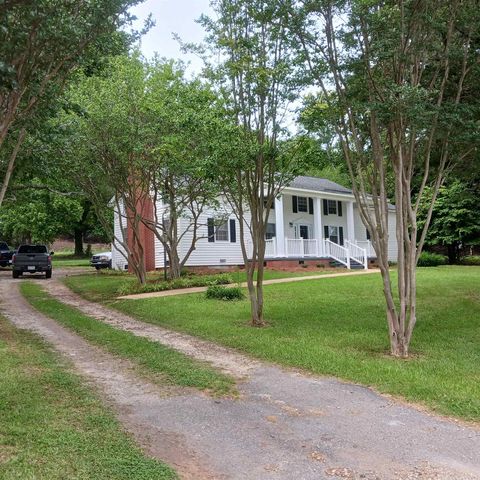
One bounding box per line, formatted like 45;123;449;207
0;242;15;267
12;245;53;279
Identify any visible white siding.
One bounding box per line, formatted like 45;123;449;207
353;204;398;262
179;208;251;267
281;193;348;240
387;210;398;262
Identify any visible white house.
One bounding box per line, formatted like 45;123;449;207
112;175;398;271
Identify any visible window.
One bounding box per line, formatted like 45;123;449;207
297;196;308;212
327;200;337;215
299;225;310;239
328;226;339;244
266;223;276;240
215;221;229;241
18;245;47;254
263;199;274;209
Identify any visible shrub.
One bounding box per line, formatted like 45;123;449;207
417;252;447;267
117;273;233;296
460;255;480;266
206;285;244;301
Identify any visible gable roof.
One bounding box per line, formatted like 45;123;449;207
288;176;352;195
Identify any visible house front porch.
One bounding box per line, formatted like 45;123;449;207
263;237;375;269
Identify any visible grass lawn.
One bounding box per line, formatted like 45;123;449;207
21;282;234;396
65;267;335;301
65;265;480;422
0;315;175;479
52;252;91;267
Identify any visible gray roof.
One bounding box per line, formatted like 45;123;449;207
288;176;352;195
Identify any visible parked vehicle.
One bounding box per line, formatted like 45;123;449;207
90;251;112;270
0;242;15;267
12;245;53;279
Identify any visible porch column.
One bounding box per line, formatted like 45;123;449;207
314;197;323;256
275;195;285;257
347;200;355;242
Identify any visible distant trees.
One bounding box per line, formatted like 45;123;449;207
0;0;141;207
419;180;480;263
290;0;480;356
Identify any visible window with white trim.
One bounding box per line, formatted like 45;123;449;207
328;226;339;244
327;200;337;215
297;196;308;212
215;221;229;241
266;223;276;240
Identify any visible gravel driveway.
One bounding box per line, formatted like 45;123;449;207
0;269;479;480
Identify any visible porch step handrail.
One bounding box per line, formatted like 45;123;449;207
324;239;350;268
345;240;368;269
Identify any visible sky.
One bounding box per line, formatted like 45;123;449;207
129;0;212;73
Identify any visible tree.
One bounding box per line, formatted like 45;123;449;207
198;0;306;326
0;0;141;207
0;180;83;244
64;55;224;281
419;180;480;263
291;0;479;356
139;60;225;279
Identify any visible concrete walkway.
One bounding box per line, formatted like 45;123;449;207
118;268;381;300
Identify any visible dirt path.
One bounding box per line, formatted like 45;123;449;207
1;271;480;479
118;268;381;300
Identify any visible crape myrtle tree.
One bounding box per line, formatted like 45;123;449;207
139;60;225;280
198;0;307;327
65;55;224;282
65;55;153;284
290;0;479;356
0;0;142;208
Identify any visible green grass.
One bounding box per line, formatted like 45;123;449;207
66;266;480;422
52;252;91;267
65;267;334;301
0;315;176;479
20;282;235;396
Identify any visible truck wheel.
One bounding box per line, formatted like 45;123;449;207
45;271;52;279
12;271;20;279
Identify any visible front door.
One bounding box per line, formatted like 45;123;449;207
299;225;310;239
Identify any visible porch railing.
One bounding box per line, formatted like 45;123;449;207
258;237;368;269
265;238;276;258
285;238;322;257
324;239;350;268
286;238;304;257
345;240;368;269
354;240;375;258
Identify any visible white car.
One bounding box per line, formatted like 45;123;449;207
90;251;112;270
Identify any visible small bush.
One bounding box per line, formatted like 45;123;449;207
206;285;244;301
460;255;480;266
417;251;447;267
118;273;233;296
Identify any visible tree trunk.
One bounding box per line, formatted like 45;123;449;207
447;243;458;264
74;229;84;256
0;128;26;208
168;249;182;280
246;260;263;326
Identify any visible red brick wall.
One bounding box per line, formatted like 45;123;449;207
126;195;156;273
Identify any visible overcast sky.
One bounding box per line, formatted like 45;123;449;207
130;0;212;73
